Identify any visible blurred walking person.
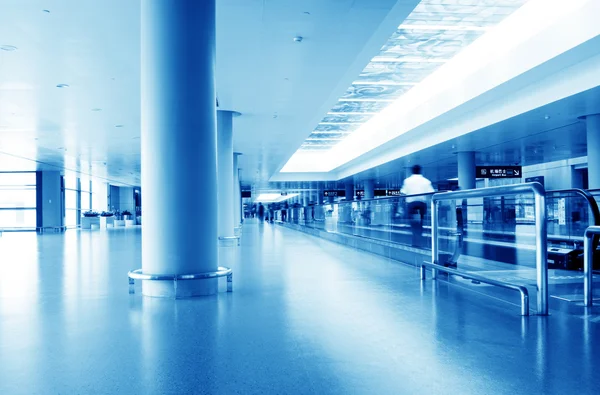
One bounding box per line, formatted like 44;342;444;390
401;165;435;247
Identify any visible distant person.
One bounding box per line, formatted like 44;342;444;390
268;206;274;223
258;203;265;222
401;165;435;247
282;202;288;222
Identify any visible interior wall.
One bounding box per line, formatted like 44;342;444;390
108;185;135;213
522;156;587;190
37;171;63;228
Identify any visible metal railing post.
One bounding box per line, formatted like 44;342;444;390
534;188;548;315
421;261;530;316
583;226;600;306
431;200;439;280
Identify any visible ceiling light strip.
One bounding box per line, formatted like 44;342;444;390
326;112;378;115
398;24;489;31
318;122;362;125
352;81;417;86
338;98;395;102
371;56;449;63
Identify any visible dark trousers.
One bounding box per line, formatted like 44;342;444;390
408;201;427;247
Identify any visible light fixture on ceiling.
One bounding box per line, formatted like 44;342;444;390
544;115;550;120
42;9;50;13
399;24;489;32
293;36;303;43
303;11;310;15
115;124;124;128
56;83;69;88
91;108;102;112
0;45;17;51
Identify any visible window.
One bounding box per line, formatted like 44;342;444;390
91;181;107;212
0;172;37;229
64;175;79;228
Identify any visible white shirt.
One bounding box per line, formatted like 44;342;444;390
401;174;435;203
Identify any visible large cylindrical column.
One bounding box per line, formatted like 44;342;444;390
364;180;374;199
141;0;218;297
345;182;354;201
458;151;476;190
586;115;600;189
217;111;236;245
233;153;242;231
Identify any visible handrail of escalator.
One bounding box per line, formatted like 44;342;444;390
338;191;436;204
546;188;600;227
547;188;600;249
336;191;464;266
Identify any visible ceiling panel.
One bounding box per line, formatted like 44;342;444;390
289;0;529;162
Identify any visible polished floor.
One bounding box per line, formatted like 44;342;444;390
1;222;600;394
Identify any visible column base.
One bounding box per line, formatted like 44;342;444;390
218;236;240;247
142;278;218;298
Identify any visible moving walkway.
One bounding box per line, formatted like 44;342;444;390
273;184;600;314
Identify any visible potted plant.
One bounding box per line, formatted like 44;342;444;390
81;211;100;229
122;210;135;227
99;211;115;229
114;210;125;227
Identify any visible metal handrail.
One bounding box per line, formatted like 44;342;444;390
128;266;233;294
547;188;600;249
421;261;529;316
338;191;435;204
431;182;548;315
583;226;600;306
546;189;600;226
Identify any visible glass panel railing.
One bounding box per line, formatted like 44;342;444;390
273;188;599;273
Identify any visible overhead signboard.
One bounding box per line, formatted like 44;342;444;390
374;189;387;197
241;191;251;198
386;189;402;197
324;190;345;197
356;190;365;198
280;192;288;196
476;166;522;178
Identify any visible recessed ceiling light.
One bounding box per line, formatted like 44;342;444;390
293;36;303;43
303;11;311;15
42;9;50;13
115;124;124;128
56;83;69;88
91;108;102;111
0;45;17;51
544;115;550;120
